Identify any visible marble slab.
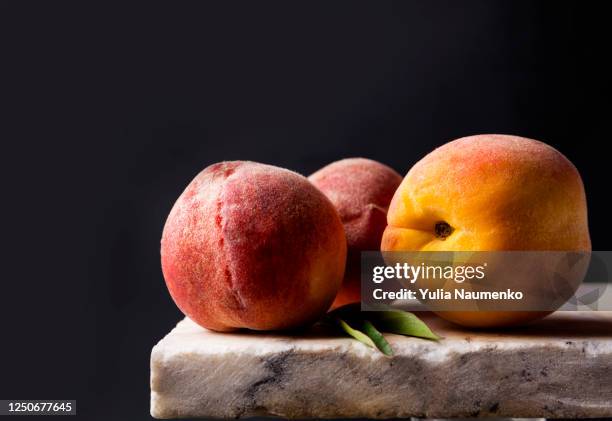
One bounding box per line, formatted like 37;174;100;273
151;311;612;419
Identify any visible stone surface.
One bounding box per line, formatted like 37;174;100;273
151;311;612;419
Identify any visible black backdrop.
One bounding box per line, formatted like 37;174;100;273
1;1;610;420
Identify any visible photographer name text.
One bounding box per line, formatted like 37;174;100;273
373;288;524;301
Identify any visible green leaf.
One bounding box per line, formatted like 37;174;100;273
324;305;441;355
371;310;441;341
362;320;393;356
336;319;376;349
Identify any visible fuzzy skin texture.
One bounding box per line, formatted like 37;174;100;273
309;158;402;308
381;135;591;327
161;161;347;332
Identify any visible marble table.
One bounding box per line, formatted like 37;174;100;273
150;311;612;419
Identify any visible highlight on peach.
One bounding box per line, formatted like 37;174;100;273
160;134;590;330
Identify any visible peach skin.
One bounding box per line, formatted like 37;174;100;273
381;134;591;327
309;158;402;308
161;161;347;332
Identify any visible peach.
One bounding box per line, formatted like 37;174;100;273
161;161;346;332
381;134;591;327
309;158;402;308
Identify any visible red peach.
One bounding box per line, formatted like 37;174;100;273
161;161;347;331
309;158;403;308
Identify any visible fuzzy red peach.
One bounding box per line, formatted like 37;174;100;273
309;158;402;308
161;161;347;331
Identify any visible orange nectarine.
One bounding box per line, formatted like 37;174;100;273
381;134;591;327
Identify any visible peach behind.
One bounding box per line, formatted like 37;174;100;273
309;158;402;308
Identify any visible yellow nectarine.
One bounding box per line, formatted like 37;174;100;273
381;134;591;327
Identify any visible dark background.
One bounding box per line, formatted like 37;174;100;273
0;1;610;420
